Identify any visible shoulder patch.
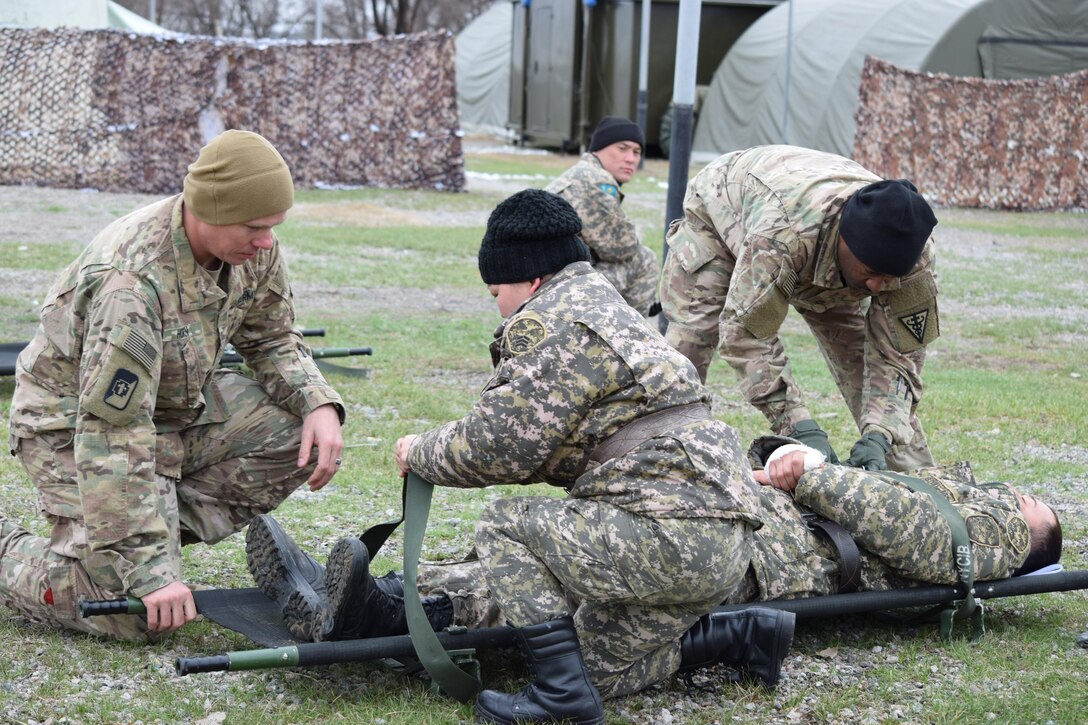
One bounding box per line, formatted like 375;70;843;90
738;268;796;340
1006;516;1031;555
503;314;548;356
884;275;940;352
103;369;140;411
83;357;150;426
739;286;789;339
899;309;930;344
596;182;620;198
115;326;158;370
81;323;156;426
925;476;960;502
965;514;1001;548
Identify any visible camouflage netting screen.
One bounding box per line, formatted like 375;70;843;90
0;27;464;194
854;56;1087;211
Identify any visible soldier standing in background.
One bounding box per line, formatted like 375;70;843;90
545;116;660;316
250;190;792;724
1;130;345;641
660;145;940;473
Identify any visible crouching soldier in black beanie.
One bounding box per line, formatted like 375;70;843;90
247;189;795;723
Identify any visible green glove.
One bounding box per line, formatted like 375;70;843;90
845;431;893;471
787;419;839;464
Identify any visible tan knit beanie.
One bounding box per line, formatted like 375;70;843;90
183;129;294;225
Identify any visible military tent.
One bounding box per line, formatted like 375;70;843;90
0;0;167;33
692;0;1088;159
455;0;512;135
107;2;170;34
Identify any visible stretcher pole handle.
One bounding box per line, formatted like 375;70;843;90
78;596;145;618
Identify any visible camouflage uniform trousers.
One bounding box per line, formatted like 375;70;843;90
595;243;660;317
423;495;752;700
660;222;932;472
658;220;731;382
1;371;316;640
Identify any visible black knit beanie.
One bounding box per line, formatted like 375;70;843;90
840;179;937;277
588;116;644;153
478;189;591;285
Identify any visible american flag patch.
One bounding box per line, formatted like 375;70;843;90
120;328;158;370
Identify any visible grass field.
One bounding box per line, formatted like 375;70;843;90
0;145;1085;724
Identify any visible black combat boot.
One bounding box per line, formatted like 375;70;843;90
246;515;405;640
678;607;796;688
245;514;327;640
475;617;604;725
314;536;453;641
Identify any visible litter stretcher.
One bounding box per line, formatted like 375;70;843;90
81;474;1088;703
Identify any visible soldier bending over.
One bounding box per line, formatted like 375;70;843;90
660;145;941;472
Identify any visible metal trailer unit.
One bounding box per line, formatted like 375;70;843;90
506;0;783;154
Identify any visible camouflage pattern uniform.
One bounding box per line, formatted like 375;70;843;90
3;195;343;640
420;458;1030;621
659;145;940;471
545;153;659;314
731;448;1030;603
406;261;762;699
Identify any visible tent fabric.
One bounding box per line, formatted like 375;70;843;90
106;2;170;34
692;0;978;159
455;0;512;135
692;0;1088;159
976;2;1088;79
980;33;1088;80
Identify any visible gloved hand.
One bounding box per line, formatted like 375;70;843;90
845;431;893;471
787;419;839;464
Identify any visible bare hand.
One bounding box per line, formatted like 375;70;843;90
395;434;420;477
141;581;197;633
752;450;807;492
298;404;344;491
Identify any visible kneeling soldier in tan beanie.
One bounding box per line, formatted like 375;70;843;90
2;129;345;641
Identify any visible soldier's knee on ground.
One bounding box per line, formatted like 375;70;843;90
1;554;150;641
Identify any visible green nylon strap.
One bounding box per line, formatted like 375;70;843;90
883;471;979;635
403;472;481;702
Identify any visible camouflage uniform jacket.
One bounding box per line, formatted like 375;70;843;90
9;195;343;596
674;145;939;444
745;451;1029;600
545;153;643;266
407;262;762;524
